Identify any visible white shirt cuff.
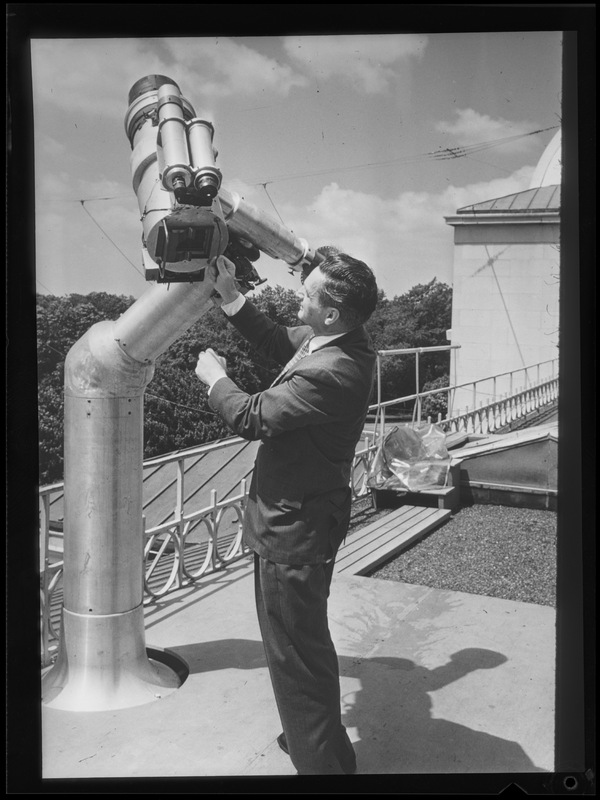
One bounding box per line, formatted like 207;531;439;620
221;294;246;317
207;375;226;397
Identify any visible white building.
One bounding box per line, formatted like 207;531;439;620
444;131;561;415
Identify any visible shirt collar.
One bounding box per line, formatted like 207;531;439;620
308;331;348;353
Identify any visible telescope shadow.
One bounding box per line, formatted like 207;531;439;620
167;640;546;774
168;637;267;675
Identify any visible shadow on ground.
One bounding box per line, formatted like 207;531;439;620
168;639;544;774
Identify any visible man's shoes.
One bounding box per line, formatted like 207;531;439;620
276;732;357;773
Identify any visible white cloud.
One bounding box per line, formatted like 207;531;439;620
439;166;534;210
166;37;308;98
436;108;536;152
283;34;428;93
31;39;165;120
36;170;72;202
35;133;67;159
30;37;308;123
254;166;535;298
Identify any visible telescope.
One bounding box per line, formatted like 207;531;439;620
125;74;321;287
42;75;325;712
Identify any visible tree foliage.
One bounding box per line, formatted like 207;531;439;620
36;278;452;485
37;292;136;484
365;278;452;403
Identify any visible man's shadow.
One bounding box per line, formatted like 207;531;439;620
169;640;545;774
340;648;546;773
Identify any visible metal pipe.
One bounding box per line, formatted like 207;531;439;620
41;251;224;711
113;281;215;364
41;319;184;710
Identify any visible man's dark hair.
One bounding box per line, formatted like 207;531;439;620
316;252;378;329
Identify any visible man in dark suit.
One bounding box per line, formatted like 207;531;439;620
195;251;378;774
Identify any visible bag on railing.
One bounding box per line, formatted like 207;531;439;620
366;423;451;493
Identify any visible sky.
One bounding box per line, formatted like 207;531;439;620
30;31;563;301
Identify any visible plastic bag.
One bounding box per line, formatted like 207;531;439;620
366;423;451;493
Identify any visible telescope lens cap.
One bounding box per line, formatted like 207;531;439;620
128;75;180;106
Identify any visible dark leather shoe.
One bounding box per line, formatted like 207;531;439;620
277;733;356;773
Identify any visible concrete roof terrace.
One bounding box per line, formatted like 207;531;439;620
39;553;557;789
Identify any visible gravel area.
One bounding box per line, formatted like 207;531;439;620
349;499;557;607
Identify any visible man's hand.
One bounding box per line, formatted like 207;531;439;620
195;348;228;388
208;255;240;307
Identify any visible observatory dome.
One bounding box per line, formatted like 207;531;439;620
529;129;561;189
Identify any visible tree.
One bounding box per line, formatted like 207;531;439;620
365;279;452;404
36;294;137;482
421;375;449;421
36;280;451;484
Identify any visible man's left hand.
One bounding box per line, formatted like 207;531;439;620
195;349;228;387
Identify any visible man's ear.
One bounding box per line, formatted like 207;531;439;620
324;307;340;326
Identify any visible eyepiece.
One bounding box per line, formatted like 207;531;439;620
193;172;220;204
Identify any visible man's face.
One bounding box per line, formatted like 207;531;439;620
297;268;332;334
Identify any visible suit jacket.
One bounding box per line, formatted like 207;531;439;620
209;299;376;565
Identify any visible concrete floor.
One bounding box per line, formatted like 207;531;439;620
41;554;556;786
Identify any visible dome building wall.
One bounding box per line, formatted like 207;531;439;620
444;133;561;415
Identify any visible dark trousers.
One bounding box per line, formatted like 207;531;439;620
253;553;356;775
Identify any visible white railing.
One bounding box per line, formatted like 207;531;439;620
372;345;461;439
371;352;558;439
39;483;65;666
39;356;558;666
38;434;377;666
440;373;559;435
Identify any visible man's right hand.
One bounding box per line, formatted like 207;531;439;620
209;255;241;307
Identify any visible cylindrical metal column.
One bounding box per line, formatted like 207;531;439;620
42;272;221;710
42;321;184;710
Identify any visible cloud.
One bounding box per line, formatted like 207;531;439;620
36;170;72;202
35;166;142;294
436;108;536;152
258;166;535;298
36;164;132;209
166;37;308;98
283;34;428;93
30;37;308;123
31;39;166;120
439;166;535;210
35;133;67;159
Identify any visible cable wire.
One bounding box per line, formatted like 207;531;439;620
145;391;219;417
255;125;559;186
79;201;145;279
260;183;287;225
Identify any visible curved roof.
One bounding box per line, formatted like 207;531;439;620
529;130;561;189
454;129;562;216
456;184;560;214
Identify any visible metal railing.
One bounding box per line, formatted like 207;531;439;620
39;433;377;666
39;355;558;666
371;353;558;438
372;345;461;438
39;483;65;667
440;372;559;435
